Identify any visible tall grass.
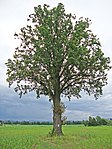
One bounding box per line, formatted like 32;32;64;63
0;125;112;149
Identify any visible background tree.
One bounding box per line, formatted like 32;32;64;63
88;116;93;126
6;3;111;136
101;118;108;125
96;116;102;125
92;117;97;126
0;120;4;126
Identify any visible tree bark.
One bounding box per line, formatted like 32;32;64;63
52;105;63;136
51;76;64;136
51;92;64;136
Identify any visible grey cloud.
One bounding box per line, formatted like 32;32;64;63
0;85;52;121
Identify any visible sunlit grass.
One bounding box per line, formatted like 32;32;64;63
0;125;112;149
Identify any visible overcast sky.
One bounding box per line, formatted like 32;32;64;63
0;0;112;122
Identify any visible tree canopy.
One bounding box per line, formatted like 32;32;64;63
6;3;111;135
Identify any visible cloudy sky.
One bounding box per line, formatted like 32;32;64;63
0;0;112;122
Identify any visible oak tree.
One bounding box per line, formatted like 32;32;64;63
6;3;111;136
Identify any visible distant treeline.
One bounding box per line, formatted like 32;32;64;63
0;120;82;125
0;116;112;126
1;120;53;125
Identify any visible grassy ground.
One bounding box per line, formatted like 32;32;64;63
0;125;112;149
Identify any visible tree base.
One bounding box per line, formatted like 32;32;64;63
51;126;64;136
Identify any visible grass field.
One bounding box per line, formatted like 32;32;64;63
0;125;112;149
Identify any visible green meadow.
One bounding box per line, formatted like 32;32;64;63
0;125;112;149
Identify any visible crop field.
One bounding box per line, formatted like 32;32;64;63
0;125;112;149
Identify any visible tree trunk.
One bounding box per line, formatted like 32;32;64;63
51;77;63;136
51;93;64;136
52;106;63;136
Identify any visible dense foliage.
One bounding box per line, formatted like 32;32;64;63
6;3;111;99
